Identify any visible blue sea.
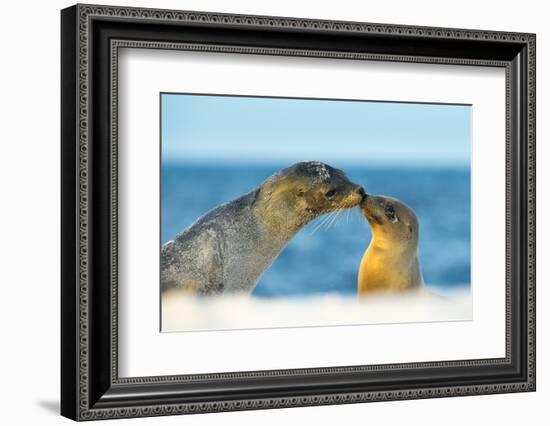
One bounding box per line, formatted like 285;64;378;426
161;164;470;297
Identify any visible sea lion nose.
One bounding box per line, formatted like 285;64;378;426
356;186;367;200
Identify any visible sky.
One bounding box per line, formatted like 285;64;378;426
161;93;471;168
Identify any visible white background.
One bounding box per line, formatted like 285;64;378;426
0;0;547;425
119;49;503;376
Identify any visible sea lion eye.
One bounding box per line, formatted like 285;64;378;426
325;188;337;198
384;204;397;222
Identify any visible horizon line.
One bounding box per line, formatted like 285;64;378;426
161;159;470;169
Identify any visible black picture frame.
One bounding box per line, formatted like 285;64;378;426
61;3;536;421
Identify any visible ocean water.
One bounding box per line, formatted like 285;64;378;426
161;164;470;297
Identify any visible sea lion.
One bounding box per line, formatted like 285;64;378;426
161;161;365;295
357;195;424;297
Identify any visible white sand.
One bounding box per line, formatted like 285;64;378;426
161;287;472;332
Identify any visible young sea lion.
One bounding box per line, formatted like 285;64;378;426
162;161;365;295
357;195;424;297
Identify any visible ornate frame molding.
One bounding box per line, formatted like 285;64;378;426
61;4;535;421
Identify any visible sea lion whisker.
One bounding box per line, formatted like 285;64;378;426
310;209;339;235
329;208;344;228
308;216;326;235
310;219;329;235
326;208;343;230
336;209;347;225
335;208;346;227
336;208;346;227
319;209;339;230
329;208;343;228
323;211;337;231
309;214;330;235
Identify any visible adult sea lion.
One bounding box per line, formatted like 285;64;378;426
162;161;366;295
357;195;424;297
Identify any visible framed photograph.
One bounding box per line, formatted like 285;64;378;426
61;4;536;421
